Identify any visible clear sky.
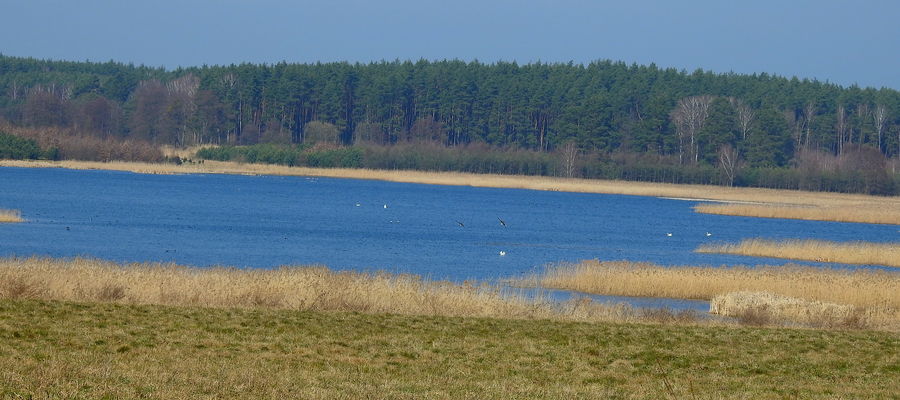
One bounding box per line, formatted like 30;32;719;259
1;0;898;89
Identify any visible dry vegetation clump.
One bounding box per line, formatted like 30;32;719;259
694;203;900;225
515;260;900;330
697;238;900;267
711;291;869;329
0;209;23;223
0;257;697;325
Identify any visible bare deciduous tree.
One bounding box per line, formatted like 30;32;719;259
730;98;755;142
559;141;579;178
718;144;740;186
670;95;713;164
835;105;848;155
854;104;870;146
874;104;888;152
802;102;816;149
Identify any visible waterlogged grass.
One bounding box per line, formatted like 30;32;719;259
3;158;899;224
0;299;897;399
694;203;900;225
0;209;22;223
514;260;900;331
697;238;900;268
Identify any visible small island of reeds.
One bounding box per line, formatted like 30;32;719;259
0;208;22;223
696;238;900;268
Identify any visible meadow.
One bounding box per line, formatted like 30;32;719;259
3;158;899;224
2;299;897;399
697;238;900;267
0;208;22;223
513;260;900;331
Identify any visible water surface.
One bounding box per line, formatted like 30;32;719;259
1;167;896;286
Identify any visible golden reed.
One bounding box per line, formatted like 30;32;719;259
0;257;678;325
515;260;900;330
697;238;900;268
694;203;900;225
0;209;23;223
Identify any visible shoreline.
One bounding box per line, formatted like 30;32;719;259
3;158;898;206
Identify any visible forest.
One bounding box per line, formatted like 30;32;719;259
1;54;899;194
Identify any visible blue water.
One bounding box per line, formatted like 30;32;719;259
1;166;897;308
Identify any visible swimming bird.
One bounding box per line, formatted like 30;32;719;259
355;202;361;207
499;251;506;256
498;217;507;227
383;204;388;209
706;232;712;237
666;233;672;237
456;220;465;227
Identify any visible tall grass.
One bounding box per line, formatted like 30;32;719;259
710;291;866;329
697;238;900;267
514;260;900;330
694;203;900;225
0;257;689;325
0;209;22;223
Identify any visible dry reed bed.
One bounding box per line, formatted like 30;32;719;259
514;260;900;330
710;291;865;329
0;257;682;325
3;158;899;223
695;203;900;225
0;209;23;223
697;238;900;267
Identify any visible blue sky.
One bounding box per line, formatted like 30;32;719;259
1;0;898;89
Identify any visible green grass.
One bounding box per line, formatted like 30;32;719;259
1;299;897;399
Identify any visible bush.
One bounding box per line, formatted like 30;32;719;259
0;132;43;159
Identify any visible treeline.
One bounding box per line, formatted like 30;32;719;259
198;142;900;195
1;55;900;193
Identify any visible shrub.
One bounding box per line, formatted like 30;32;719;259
0;132;43;159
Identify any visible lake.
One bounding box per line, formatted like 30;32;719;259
1;166;896;310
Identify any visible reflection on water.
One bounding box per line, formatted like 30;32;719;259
1;166;896;308
510;286;710;312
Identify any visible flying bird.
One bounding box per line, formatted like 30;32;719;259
456;220;465;227
499;251;506;256
498;217;507;227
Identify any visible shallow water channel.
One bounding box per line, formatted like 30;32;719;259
1;166;896;311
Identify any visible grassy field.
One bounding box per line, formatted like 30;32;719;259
697;239;900;268
3;158;899;224
0;209;22;223
513;260;900;331
1;299;898;399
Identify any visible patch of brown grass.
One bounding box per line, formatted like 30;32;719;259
514;260;900;330
697;238;900;267
694;203;900;225
0;209;23;223
711;291;870;329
